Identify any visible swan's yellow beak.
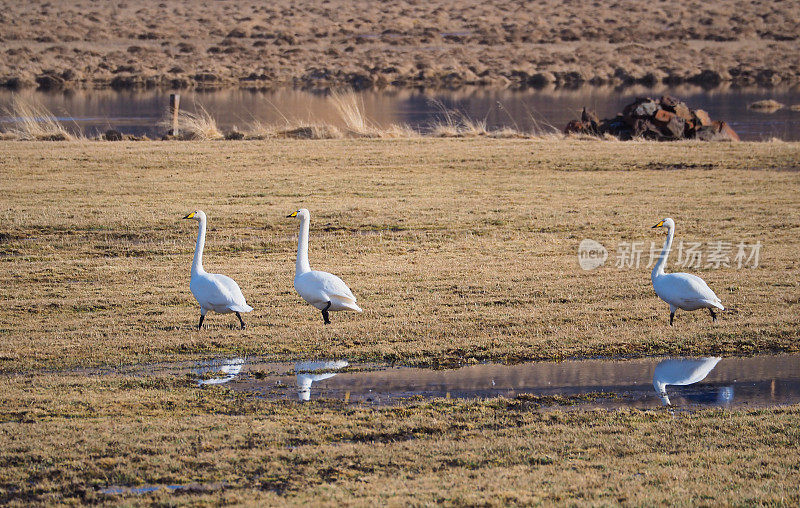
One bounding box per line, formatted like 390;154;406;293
183;212;195;219
286;211;298;218
652;220;665;228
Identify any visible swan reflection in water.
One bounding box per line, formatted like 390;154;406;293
652;357;721;405
296;360;349;401
195;357;246;386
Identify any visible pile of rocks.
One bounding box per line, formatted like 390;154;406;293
564;96;739;141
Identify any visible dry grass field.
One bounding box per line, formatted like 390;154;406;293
1;138;799;504
1;0;800;90
1;139;798;371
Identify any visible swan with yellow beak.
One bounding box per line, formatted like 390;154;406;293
651;218;723;325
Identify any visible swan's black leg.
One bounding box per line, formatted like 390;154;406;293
669;312;674;326
322;301;331;325
198;314;205;330
709;308;717;322
236;312;245;329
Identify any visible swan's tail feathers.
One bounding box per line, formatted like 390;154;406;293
331;295;362;312
702;299;724;310
342;301;362;312
230;303;253;313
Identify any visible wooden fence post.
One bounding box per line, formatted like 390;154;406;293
169;93;180;136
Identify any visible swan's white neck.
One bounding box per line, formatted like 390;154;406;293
295;215;311;276
652;224;674;280
192;216;206;275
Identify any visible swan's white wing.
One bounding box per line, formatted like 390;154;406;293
296;271;357;303
211;273;252;311
316;271;357;301
191;273;252;312
655;273;723;309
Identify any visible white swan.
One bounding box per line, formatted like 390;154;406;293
287;209;362;324
183;211;252;329
653;357;721;405
651;218;723;325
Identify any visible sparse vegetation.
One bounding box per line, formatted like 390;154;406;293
171;104;223;140
1;0;800;89
1;138;799;504
0;96;75;140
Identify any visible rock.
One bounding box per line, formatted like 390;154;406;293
623;97;657;120
632;118;664;140
659;96;680;109
581;107;599;125
692;109;712;127
673;103;693;122
748;99;783;111
693;121;739;142
693;125;718;141
654;109;675;125
103;129;123;141
714;121;740;142
564;120;588;135
661;115;686;139
565;96;734;142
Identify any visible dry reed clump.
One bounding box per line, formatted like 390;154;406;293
1;96;74;141
242;90;418;139
327;89;418;138
170;105;224;140
328;90;386;138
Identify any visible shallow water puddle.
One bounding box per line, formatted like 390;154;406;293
99;482;226;496
187;354;800;408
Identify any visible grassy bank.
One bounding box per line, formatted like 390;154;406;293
2;0;800;89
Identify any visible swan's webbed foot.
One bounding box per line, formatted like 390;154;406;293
198;314;205;330
322;301;331;325
709;308;717;322
236;312;245;329
669;312;674;326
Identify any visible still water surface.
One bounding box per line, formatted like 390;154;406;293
1;86;799;140
186;354;800;408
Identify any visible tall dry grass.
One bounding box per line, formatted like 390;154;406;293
328;90;417;138
169;104;223;140
1;96;74;141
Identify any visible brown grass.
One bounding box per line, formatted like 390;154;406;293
1;0;800;89
1;138;799;504
0;139;798;372
0;371;798;504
